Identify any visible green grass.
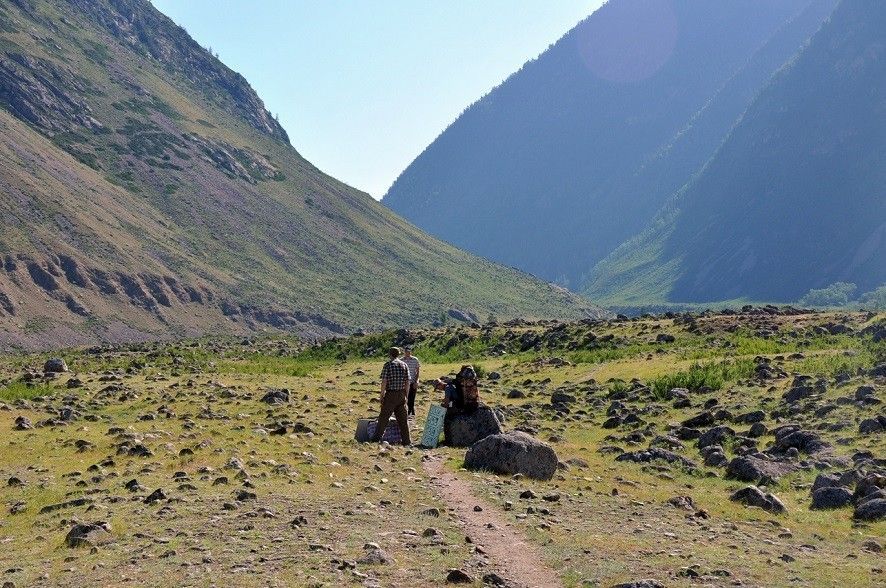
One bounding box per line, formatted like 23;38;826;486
0;381;55;401
650;358;755;399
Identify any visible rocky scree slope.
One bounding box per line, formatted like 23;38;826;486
0;0;600;350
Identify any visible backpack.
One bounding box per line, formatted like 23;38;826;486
455;365;479;411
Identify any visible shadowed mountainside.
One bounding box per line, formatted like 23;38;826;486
586;0;886;304
383;0;837;289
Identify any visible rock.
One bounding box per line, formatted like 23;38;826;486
616;447;698;469
682;411;714;428
783;385;814;403
43;358;68;373
810;486;853;510
260;388;289;404
859;417;885;435
811;473;842;493
854;474;886;502
445;569;473;584
666;496;695;511
730;486;786;514
144;488;167;504
770;429;830;455
610;581;665;588
551;392;576;405
855;385;876;401
697;425;735;449
357;543;392;565
735;410;766;424
445;405;502;447
726;456;796;483
464;431;558;481
853;498;886;521
65;521;113;548
13;416;32;430
747;422;767;438
507;389;526;399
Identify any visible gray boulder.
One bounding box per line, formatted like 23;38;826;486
859;416;885;435
730;486;786;514
610;581;664;588
810;486;853;510
43;358;68;373
464;431;558;480
811;473;842;493
260;388;289;404
726;456;796;483
65;521;113;548
697;425;735;449
445;405;502;447
854;498;886;522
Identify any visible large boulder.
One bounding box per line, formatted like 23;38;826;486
445;405;502;447
464;431;558;480
730;486;786;514
854;498;886;522
65;521;113;548
810;486;853;510
43;357;68;373
726;456;796;483
260;388;289;404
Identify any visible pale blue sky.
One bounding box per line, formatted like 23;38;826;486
150;1;602;197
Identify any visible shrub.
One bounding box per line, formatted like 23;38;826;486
798;282;857;307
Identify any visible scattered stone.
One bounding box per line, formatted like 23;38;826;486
43;358;68;373
445;569;473;584
810;487;853;510
730;486;786;514
610;580;665;588
445;405;503;447
464;431;558;480
726;456;796;483
13;416;32;430
854;499;886;521
144;488;167;504
615;447;697;469
357;543;392;565
65;522;113;548
260;388;290;404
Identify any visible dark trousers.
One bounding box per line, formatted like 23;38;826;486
373;389;411;445
407;382;418;415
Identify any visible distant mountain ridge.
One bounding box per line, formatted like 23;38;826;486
586;0;886;303
383;0;838;291
0;0;600;350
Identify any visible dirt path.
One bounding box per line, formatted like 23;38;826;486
422;454;564;588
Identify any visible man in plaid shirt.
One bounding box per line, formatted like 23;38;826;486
372;347;411;445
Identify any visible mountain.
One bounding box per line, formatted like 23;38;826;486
383;0;838;288
587;0;886;304
0;0;600;350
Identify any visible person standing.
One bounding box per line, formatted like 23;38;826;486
372;347;411;445
402;346;421;416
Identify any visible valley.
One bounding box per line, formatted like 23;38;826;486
1;309;883;587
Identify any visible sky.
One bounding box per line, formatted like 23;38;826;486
150;1;603;198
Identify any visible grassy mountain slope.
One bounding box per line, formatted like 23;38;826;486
0;0;600;350
383;0;836;288
587;0;886;304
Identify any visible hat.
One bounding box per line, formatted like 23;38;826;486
388;346;402;357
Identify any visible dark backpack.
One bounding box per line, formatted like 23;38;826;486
455;365;479;412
